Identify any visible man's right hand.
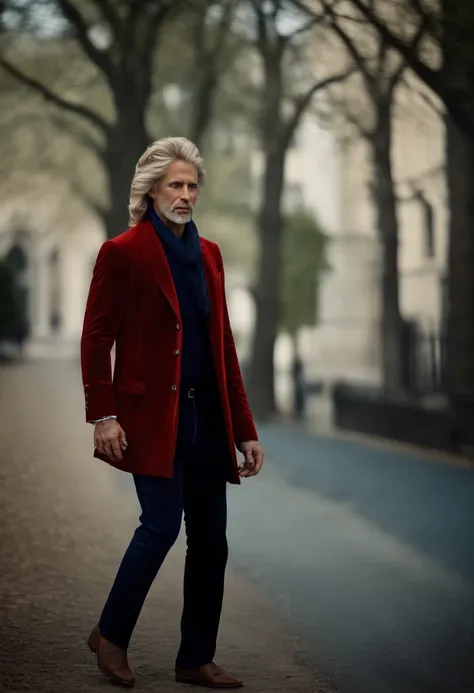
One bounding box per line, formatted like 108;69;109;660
94;419;128;462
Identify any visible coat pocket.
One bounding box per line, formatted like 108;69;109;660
115;381;147;395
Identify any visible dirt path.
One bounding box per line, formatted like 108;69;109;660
0;361;334;692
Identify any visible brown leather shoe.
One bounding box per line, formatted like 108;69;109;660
175;662;243;688
87;625;135;688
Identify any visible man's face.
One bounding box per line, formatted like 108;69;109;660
149;159;199;225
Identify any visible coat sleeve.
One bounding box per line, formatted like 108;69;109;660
80;240;129;423
215;247;258;446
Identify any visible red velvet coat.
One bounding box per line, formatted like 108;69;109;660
80;219;258;483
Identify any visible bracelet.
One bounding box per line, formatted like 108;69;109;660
92;415;117;424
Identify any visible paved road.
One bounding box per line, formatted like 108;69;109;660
225;427;474;693
3;360;473;693
100;362;474;693
0;361;331;693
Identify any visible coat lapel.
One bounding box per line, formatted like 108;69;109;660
136;219;181;320
135;221;221;333
200;240;222;341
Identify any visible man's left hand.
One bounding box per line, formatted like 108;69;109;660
239;441;264;478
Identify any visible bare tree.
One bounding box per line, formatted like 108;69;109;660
319;0;427;393
1;1;244;238
187;0;240;152
346;0;474;136
245;0;354;419
330;0;474;401
0;0;181;239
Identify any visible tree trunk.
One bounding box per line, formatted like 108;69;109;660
246;143;286;419
371;101;404;393
445;118;474;395
102;98;150;239
189;69;218;152
440;0;474;450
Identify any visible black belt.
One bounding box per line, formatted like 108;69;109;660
180;382;217;400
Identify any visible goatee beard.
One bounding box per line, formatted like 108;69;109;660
160;202;193;225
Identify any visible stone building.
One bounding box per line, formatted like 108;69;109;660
0;195;103;358
284;77;447;389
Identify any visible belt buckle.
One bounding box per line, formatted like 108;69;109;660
188;388;195;399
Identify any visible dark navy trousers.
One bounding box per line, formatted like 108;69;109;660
98;379;232;669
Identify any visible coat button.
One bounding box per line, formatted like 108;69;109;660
174;349;180;356
171;384;177;391
176;323;180;330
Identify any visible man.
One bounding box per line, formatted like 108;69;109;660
81;137;264;689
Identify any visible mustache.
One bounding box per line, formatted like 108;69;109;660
172;202;193;211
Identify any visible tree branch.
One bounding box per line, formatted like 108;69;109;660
55;0;115;79
70;174;108;220
89;0;122;38
250;0;269;51
49;112;105;158
140;1;177;79
287;13;325;41
210;0;236;56
323;0;430;98
414;83;445;120
271;0;283;24
321;0;373;88
283;67;356;145
348;0;441;95
375;29;388;81
189;0;237;95
0;57;110;133
31;143;108;220
407;0;440;39
328;89;373;139
387;13;430;90
345;1;474;135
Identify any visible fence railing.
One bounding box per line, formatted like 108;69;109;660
401;321;447;396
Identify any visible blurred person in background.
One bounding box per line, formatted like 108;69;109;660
14;317;29;359
80;137;264;689
292;352;306;420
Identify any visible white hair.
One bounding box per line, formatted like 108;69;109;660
128;137;205;226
